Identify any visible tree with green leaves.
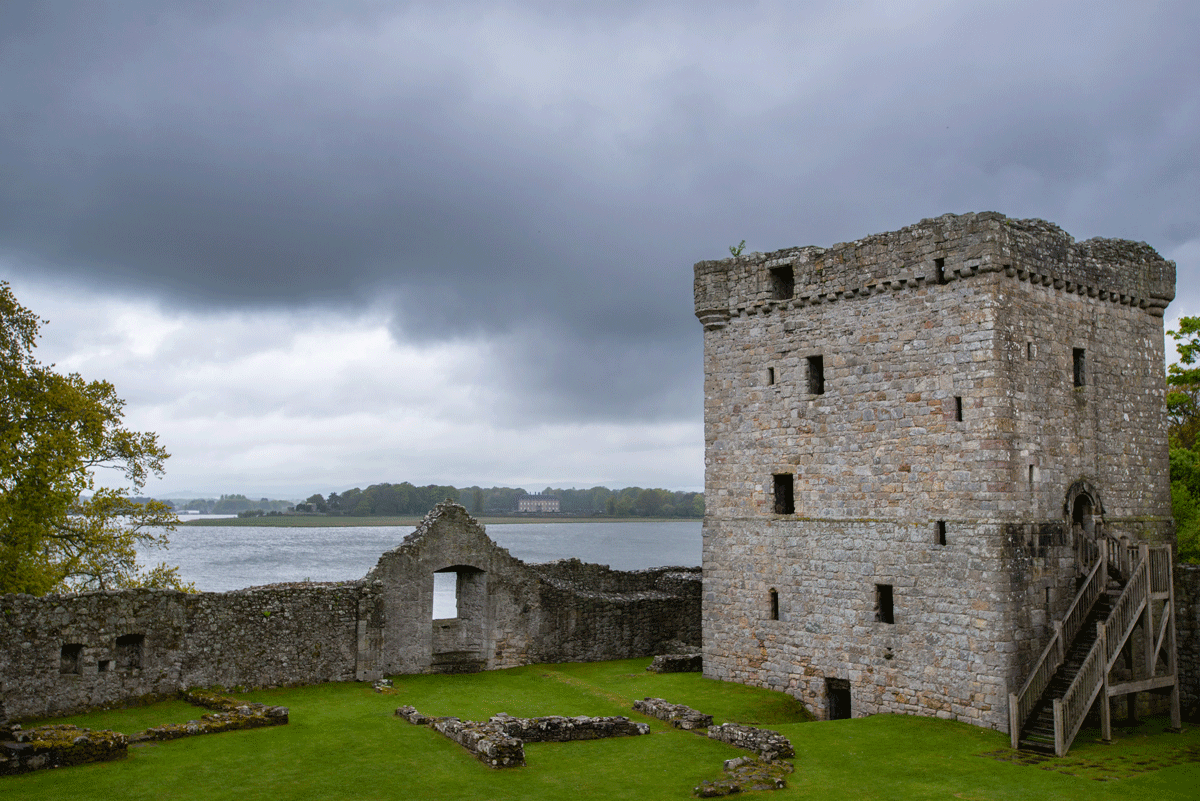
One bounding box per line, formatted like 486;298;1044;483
1167;316;1200;563
0;281;190;594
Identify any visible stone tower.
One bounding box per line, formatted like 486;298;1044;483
694;212;1175;731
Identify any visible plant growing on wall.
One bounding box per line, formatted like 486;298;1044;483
0;281;192;594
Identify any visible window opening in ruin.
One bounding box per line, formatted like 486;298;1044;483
826;678;851;720
772;474;795;515
769;588;779;621
934;257;946;284
115;634;143;670
1073;348;1086;387
1027;341;1035;360
807;355;824;395
954;396;963;422
1045;587;1051;605
432;570;458;619
98;660;112;672
767;367;775;386
936;520;947;546
60;644;82;675
875;584;894;624
770;265;794;300
1029;465;1036;486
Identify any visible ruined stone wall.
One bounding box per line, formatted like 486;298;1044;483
696;212;1176;732
1177;564;1200;720
1;503;701;721
0;582;366;721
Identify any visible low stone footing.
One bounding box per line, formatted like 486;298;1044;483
633;697;713;730
431;717;527;768
706;723;794;761
694;755;794;797
132;703;289;742
0;724;128;776
647;653;703;673
396;706;649;768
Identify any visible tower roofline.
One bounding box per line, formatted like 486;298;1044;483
695;212;1176;330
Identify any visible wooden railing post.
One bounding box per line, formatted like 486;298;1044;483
1098;621;1111;743
1053;620;1064;666
1167;555;1182;732
1053;698;1064;757
1009;693;1020;749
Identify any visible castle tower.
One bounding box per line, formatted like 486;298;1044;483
694;212;1175;731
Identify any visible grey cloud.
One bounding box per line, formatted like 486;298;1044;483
3;1;1198;428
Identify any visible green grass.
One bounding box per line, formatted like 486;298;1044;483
6;659;1197;800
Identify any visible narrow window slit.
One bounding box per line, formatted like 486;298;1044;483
772;474;795;515
934;257;946;284
954;396;963;422
769;588;779;621
807;355;824;395
767;367;775;386
875;584;894;624
1073;348;1086;387
936;520;947;546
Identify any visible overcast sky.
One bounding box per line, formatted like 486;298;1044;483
3;1;1197;499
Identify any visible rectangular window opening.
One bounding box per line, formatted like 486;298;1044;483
954;396;963;422
1026;341;1035;360
936;521;947;546
766;367;775;386
1029;465;1036;485
934;257;946;285
433;571;458;620
769;588;779;621
1073;348;1086;387
60;644;83;675
875;584;894;624
98;659;112;673
772;473;795;515
769;265;794;300
807;355;825;395
115;634;144;671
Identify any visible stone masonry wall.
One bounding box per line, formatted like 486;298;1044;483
696;212;1177;733
1;502;701;721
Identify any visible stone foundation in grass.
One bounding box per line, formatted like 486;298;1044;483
706;722;794;761
0;723;128;776
647;653;703;673
396;706;649;768
633;697;713;730
694;755;794;797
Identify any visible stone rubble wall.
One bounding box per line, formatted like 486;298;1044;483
396;705;648;768
632;697;712;729
647;653;703;673
706;723;794;761
0;723;128;776
1176;564;1200;720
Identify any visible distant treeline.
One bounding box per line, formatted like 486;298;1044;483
154;495;293;514
298;484;703;518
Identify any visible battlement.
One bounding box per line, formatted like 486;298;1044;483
694;212;1176;329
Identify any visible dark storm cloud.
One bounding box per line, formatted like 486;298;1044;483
2;1;1198;424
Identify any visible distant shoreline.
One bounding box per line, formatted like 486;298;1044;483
180;514;703;527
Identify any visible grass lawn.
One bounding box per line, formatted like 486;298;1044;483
8;658;1198;800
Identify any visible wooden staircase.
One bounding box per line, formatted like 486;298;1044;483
1009;538;1180;756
